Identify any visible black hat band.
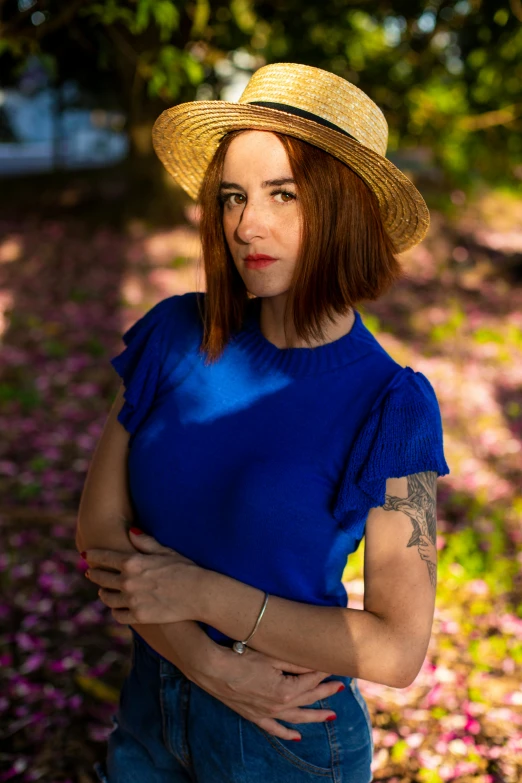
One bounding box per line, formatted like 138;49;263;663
247;101;356;141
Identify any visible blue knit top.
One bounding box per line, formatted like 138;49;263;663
110;292;450;652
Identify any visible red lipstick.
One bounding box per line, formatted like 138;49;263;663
244;254;277;269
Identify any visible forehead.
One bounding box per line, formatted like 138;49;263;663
222;131;291;174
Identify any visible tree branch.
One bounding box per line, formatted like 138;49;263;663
458;104;522;131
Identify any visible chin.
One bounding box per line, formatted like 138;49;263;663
240;274;290;296
245;284;290;300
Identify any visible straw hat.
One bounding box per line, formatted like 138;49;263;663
152;62;429;253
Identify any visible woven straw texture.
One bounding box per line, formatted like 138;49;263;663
152;63;430;253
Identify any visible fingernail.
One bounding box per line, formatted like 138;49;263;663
84;570;90;579
326;714;337;721
80;551;87;559
292;737;301;741
337;684;346;693
129;527;143;535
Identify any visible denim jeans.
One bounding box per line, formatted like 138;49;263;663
94;634;374;783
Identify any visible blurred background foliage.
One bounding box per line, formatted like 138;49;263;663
1;0;521;190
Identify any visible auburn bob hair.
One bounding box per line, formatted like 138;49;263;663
197;129;404;364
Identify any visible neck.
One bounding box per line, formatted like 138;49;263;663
258;297;355;349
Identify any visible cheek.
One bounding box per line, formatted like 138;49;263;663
279;213;300;249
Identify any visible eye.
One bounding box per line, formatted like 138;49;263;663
220;192;245;207
272;190;297;203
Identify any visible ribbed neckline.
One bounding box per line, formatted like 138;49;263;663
231;298;373;377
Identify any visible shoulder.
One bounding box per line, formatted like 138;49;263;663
363;365;447;465
127;291;205;356
333;364;450;526
376;365;443;415
110;292;206;436
143;290;204;329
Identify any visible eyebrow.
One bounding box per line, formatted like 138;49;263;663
219;177;296;191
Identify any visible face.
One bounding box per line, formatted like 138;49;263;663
220;131;301;301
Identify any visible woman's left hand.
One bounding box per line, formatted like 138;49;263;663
84;530;202;625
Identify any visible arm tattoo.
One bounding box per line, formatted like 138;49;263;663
382;471;438;589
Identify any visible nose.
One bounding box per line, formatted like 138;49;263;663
235;199;268;243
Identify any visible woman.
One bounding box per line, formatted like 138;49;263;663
77;63;450;783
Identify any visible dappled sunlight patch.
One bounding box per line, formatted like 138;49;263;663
0;235;22;263
142;226;201;266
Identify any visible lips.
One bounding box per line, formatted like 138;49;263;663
244;253;278;269
245;259;277;269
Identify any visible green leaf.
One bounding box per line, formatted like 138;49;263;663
230;0;257;33
183;53;204;86
135;0;152;33
29;456;49;473
86;338;106;358
75;674;120;703
391;739;409;763
170;256;188;268
83;1;135;27
418;769;444;783
149;68;168;96
43;339;68;359
191;0;210;36
153;1;180;40
16;482;42;500
472;327;504;344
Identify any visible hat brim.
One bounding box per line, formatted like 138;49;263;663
152;101;429;253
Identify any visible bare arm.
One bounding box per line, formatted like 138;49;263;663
77;383;345;739
191;472;438;687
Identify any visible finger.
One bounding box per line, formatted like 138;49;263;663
281;670;332;693
250;650;328;676
276;707;337;724
128;531;174;555
278;675;344;706
84;549;128;571
86;568;122;589
256;717;301;742
98;588;128;609
283;679;346;709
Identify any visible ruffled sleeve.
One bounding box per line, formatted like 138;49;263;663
110;297;173;436
333;366;450;531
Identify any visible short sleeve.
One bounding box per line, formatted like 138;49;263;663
110;297;173;435
333;366;450;529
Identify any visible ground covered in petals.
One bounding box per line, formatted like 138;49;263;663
0;184;521;782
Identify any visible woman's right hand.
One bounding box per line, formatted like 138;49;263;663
181;642;344;741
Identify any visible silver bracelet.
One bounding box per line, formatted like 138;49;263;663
232;592;269;654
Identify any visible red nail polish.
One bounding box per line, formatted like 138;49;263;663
80;551;87;559
326;714;337;721
129;527;143;535
337;684;346;693
292;737;301;741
